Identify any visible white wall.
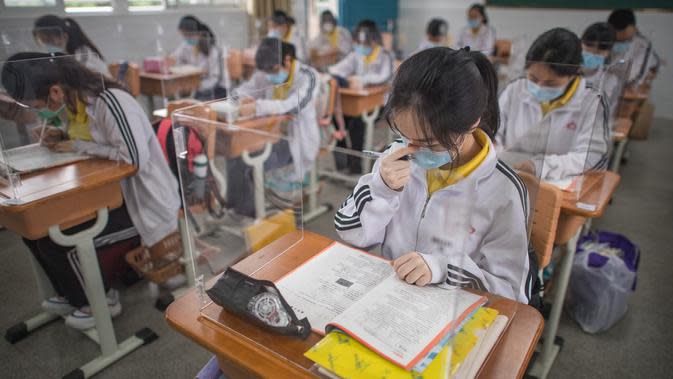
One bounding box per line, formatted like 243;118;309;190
398;0;673;119
0;8;249;63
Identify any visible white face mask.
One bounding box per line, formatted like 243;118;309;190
323;23;335;33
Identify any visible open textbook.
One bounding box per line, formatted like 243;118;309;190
276;242;487;370
0;143;90;174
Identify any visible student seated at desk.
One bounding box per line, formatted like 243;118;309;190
328;19;394;173
581;22;621;125
33;15;111;77
415;18;449;53
168;15;230;100
267;10;307;63
496;28;610;182
309;10;353;60
226;38;319;218
607;9;660;88
335;47;534;303
1;52;181;330
456;4;496;55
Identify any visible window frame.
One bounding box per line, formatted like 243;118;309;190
0;0;243;16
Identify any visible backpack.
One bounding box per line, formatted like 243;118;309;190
152;118;227;219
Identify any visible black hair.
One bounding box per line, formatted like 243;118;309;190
353;19;381;44
321;10;337;25
33;15;104;60
178;15;216;57
255;38;296;71
270;10;295;26
525;28;582;76
582;22;616;51
384;47;499;163
426;18;448;38
608;9;636;31
1;52;125;110
469;3;488;25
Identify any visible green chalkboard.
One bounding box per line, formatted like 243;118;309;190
487;0;673;10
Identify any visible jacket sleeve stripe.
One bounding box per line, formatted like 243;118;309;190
496;161;529;225
287;67;316;115
447;264;486;292
100;90;139;167
103;90;139;161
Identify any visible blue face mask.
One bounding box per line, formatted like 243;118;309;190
268;29;283;39
185;38;199;46
354;44;372;57
582;51;606;70
44;44;63;54
401;137;453;170
266;69;289;84
467;19;481;29
612;41;631;55
526;80;565;103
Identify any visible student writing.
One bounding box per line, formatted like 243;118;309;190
169;15;230;100
328;19;394;174
496;28;610;181
1;52;181;330
456;4;496;55
309;10;353;60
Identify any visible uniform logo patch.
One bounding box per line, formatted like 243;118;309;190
565;121;577;130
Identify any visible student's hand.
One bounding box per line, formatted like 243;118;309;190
392;252;432;286
379;146;416;191
51;140;75;153
238;100;256;117
165;56;176;66
348;76;363;89
33;127;65;147
514;160;536;175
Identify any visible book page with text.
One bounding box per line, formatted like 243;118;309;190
276;242;393;333
328;275;486;370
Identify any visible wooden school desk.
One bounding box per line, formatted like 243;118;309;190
166;231;544;379
610;118;634;172
0;159;157;379
528;171;620;379
140;70;204;112
309;49;339;71
339;85;390;173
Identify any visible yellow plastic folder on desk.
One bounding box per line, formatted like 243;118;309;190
305;307;499;379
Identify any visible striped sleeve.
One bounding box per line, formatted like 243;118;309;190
99;90;140;167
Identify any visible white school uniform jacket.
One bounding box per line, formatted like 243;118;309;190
73;88;181;246
612;32;659;86
327;48;394;86
496;77;610;181
75;46;111;78
309;26;353;59
584;67;621;127
234;61;320;175
170;42;230;92
279;26;308;63
457;25;496;55
335;137;534;303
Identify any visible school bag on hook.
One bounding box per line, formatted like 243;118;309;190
566;231;639;334
153;118;227;219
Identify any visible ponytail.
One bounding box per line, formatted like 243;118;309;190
33;15;104;60
468;50;499;138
